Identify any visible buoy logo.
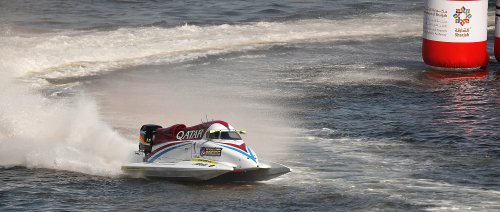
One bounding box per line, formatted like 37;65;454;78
453;6;472;26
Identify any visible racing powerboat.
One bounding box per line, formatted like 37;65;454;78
121;120;290;181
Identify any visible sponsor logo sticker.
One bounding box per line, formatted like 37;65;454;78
453;6;472;26
192;158;218;165
176;129;205;140
200;147;222;157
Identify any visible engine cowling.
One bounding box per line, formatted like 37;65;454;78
139;124;162;154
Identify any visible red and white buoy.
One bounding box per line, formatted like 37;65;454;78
422;0;488;72
495;0;500;62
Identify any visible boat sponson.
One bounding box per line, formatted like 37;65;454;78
121;161;233;181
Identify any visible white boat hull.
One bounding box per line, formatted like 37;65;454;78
121;160;290;182
122;161;233;181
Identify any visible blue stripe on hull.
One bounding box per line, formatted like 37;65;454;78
149;143;191;162
219;144;257;163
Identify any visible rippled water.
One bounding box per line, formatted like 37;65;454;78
0;0;499;211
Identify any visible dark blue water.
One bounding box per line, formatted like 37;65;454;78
0;0;422;29
0;0;499;211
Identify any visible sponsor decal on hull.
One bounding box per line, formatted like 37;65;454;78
200;147;222;156
192;158;219;164
176;129;205;140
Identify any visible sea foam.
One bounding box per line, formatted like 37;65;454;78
1;14;421;85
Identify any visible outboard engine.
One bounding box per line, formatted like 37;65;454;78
139;124;162;155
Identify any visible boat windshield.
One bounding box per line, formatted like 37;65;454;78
208;131;220;139
220;131;242;140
